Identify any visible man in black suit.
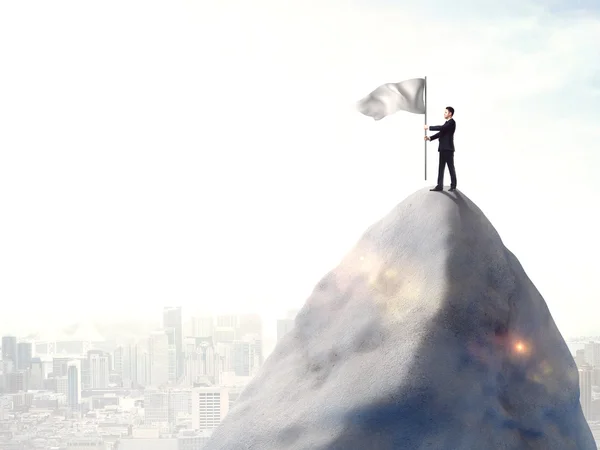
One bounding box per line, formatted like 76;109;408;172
424;106;457;192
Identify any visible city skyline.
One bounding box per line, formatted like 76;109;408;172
2;307;600;447
0;310;272;448
0;308;295;388
0;307;300;362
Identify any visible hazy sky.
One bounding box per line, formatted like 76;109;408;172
0;0;598;338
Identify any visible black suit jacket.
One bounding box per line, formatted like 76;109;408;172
429;118;456;152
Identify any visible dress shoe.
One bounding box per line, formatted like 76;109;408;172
430;186;443;191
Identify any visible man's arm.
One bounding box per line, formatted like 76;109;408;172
429;123;445;140
429;120;455;140
429;121;453;131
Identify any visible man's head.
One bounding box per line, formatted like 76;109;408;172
444;106;454;119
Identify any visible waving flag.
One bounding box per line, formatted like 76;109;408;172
357;78;426;120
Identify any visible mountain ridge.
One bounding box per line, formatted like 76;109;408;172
205;187;595;450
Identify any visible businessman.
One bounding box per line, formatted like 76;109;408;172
424;106;457;192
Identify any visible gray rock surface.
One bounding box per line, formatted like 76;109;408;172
205;188;596;449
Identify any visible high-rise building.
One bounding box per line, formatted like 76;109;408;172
592;366;600;387
121;344;139;388
56;376;68;399
67;360;81;407
215;315;237;344
170;345;178;384
214;328;236;343
164;307;184;380
29;358;44;390
138;350;150;388
1;359;14;376
238;315;263;364
214;343;232;374
238;314;263;339
167;343;177;384
184;337;222;386
113;346;123;375
579;363;593;420
87;350;110;389
216;315;237;328
169;389;192;423
16;342;32;371
143;388;192;425
232;335;261;377
6;371;27;393
144;389;169;425
584;342;600;367
80;357;91;390
53;357;70;377
576;349;586;367
191;387;229;430
1;336;17;369
192;316;215;338
149;331;169;387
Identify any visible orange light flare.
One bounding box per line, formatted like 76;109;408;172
515;342;525;352
512;339;531;356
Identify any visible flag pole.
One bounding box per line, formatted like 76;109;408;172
424;76;427;181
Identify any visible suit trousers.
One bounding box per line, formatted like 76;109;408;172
436;150;457;188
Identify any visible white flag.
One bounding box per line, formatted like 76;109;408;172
356;78;425;120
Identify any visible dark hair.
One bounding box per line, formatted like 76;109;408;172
446;106;454;116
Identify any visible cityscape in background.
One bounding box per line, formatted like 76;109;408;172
0;307;298;450
568;338;600;445
1;310;599;449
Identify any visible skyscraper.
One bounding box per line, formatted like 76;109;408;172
80;357;91;390
56;376;68;398
16;342;32;371
1;336;17;368
113;346;123;376
232;335;261;377
67;360;81;407
184;337;221;386
121;344;139;388
163;307;183;380
192;316;215;338
53;357;70;377
579;363;593;421
87;350;110;389
6;371;26;393
149;331;169;387
138;352;150;387
215;315;237;344
238;314;263;364
576;349;586;367
238;314;263;339
29;358;44;390
584;341;600;367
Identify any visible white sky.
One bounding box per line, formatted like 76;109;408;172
0;0;599;339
